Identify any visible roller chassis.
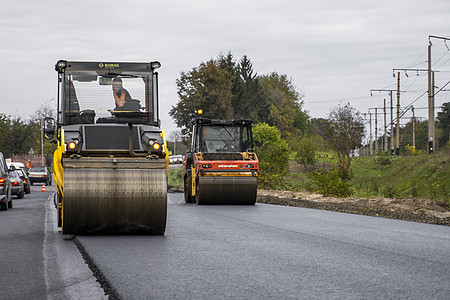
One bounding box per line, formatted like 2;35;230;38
49;60;168;235
183;118;259;205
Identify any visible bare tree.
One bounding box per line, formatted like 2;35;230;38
327;103;365;180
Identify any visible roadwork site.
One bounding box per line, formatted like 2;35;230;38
257;189;450;226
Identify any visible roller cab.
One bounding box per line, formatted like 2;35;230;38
183;118;258;205
46;60;168;235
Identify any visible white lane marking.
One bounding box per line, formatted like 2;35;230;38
43;192;57;298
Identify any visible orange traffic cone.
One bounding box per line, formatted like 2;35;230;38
41;184;46;192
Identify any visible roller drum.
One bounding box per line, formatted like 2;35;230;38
63;168;167;235
196;176;257;205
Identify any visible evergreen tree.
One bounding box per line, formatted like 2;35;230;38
170;59;234;137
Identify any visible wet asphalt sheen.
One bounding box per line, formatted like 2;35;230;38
1;188;450;299
80;193;450;299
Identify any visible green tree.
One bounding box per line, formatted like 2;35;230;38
326;103;365;181
295;136;318;171
308;118;328;142
437;102;450;146
170;59;234;137
400;119;428;152
171;52;309;141
253;123;291;188
0;114;40;158
217;53;271;122
259;73;308;138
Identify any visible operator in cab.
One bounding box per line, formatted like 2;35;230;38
112;77;132;109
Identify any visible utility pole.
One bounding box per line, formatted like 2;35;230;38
391;67;433;155
41;118;44;167
396;72;400;155
390;92;394;155
374;108;378;155
384;99;388;152
369;112;373;156
427;35;450;152
369;89;398;155
428;43;435;153
412;106;416;150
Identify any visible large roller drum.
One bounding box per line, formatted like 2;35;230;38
195;176;257;205
63;167;167;235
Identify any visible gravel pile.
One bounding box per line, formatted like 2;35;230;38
257;190;450;226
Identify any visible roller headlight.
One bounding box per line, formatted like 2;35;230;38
152;142;161;151
68;141;77;150
66;140;79;152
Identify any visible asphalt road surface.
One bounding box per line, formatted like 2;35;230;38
1;188;450;299
0;184;105;300
78;193;450;299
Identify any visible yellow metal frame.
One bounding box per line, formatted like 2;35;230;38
160;130;169;174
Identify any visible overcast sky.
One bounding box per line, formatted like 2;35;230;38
1;0;449;137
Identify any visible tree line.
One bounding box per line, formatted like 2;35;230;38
169;52;308;139
0;105;56;160
169;52;450;193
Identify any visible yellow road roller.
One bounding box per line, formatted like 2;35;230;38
44;60;168;234
183;117;259;205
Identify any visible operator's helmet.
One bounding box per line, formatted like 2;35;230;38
112;77;123;87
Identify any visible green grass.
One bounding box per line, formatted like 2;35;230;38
351;151;450;201
286;149;450;202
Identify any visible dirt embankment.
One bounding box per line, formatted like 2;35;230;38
257;189;450;226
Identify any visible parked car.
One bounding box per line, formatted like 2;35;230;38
7;163;30;194
169;155;175;164
7;162;26;173
28;167;52;185
15;168;31;194
0;152;12;210
175;155;183;164
9;170;24;199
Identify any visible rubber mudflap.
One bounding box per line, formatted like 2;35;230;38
63;168;167;235
196;176;257;205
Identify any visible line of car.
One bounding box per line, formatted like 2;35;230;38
169;155;183;165
0;152;52;211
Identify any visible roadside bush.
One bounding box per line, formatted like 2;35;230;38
374;156;392;166
295;136;317;172
168;167;183;187
253;123;291;189
382;184;399;198
404;144;422;156
305;168;354;197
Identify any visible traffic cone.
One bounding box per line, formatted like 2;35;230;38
41;184;46;192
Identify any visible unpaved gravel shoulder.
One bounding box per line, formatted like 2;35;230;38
257;189;450;226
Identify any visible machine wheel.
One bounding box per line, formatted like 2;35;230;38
195;176;257;205
184;176;194;203
1;190;11;210
17;190;24;199
63;168;167;235
25;186;30;194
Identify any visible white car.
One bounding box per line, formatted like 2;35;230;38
28;167;52;185
175;155;184;164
